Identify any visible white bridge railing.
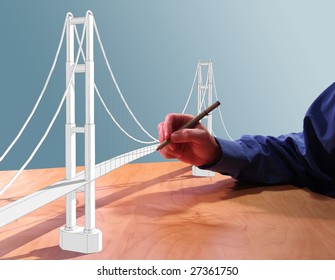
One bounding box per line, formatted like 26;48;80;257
0;144;156;228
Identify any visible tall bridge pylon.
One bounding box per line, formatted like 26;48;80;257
60;11;102;253
0;10;157;255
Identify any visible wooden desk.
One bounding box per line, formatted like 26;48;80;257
0;162;334;260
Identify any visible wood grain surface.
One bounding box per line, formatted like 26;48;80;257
0;161;334;260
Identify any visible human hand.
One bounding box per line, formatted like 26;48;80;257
157;113;222;166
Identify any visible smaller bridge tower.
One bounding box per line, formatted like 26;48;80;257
192;60;215;177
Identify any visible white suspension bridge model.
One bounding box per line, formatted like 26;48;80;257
0;11;231;254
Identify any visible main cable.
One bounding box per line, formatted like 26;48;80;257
73;26;158;145
93;19;158;142
212;71;234;141
0;14;88;195
181;63;198;114
0;14;69;162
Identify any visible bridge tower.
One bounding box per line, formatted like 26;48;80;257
192;60;215;177
60;11;102;253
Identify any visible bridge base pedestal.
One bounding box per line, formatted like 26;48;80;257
59;226;102;254
192;166;215;177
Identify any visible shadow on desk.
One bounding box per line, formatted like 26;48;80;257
0;162;334;260
0;164;192;259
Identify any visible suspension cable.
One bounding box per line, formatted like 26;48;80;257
0;14;69;162
181;64;198;114
212;71;234;141
95;85;158;144
0;14;88;195
93;18;158;142
73;26;158;144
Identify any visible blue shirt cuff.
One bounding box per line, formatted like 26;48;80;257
198;138;248;178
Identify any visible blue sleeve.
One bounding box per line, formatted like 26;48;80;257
201;82;335;197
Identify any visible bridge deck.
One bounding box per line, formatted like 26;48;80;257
0;145;156;227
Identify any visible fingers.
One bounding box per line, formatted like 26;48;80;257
158;114;204;142
158;113;195;151
159;146;179;159
157;113;222;166
170;128;208;145
164;113;195;136
158;121;175;149
169;114;210;144
158;122;165;143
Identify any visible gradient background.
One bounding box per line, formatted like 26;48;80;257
1;0;335;170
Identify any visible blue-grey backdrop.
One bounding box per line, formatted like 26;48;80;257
1;0;335;170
